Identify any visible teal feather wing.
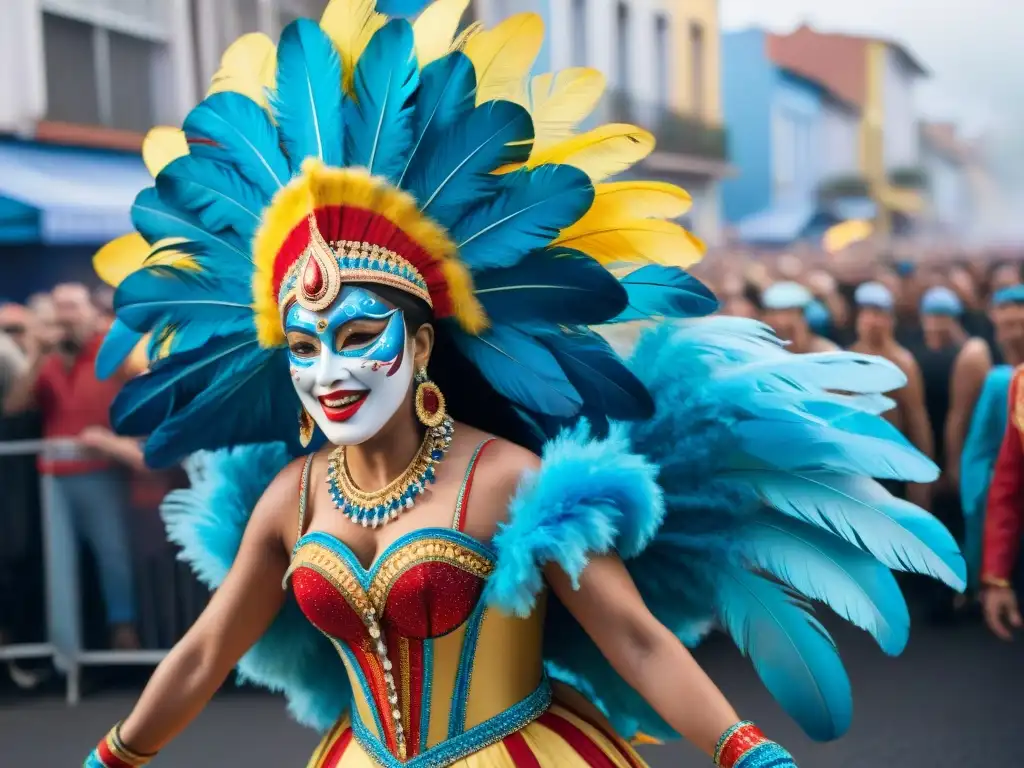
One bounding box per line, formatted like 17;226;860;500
452;165;595;271
489;317;964;743
398;52;476;187
95;319;144;380
404;100;533;227
272;18;345;170
183;92;291;197
346;19;419;182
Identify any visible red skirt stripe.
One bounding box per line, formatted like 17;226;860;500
319;728;354;768
538;712;619;768
502;731;544;767
564;709;644;768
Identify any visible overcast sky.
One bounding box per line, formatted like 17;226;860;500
721;0;1021;140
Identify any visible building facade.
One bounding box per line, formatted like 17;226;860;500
720;28;862;245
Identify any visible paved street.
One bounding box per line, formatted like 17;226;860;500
2;605;1022;767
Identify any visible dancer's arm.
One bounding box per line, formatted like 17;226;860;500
548;555;795;767
103;460;303;757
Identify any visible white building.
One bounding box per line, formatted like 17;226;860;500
920;122;975;243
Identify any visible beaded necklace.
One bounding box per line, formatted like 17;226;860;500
326;416;454;527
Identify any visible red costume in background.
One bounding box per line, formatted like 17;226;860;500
983;367;1024;587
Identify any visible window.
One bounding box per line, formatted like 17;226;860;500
615;2;630;90
689;22;705;117
42;11;164;132
570;0;588;67
654;14;670;106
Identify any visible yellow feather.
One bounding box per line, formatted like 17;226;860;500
93;234;150;288
553;218;705;268
141;127;189;178
413;0;470;67
528;68;606;150
207;33;277;107
463;13;544;105
448;21;483;53
586;181;693;222
527;123;654;182
320;0;387;94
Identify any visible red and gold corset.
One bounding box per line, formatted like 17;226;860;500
286;528;548;765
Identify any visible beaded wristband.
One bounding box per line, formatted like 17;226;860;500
733;742;797;767
715;721;763;767
90;722;156;767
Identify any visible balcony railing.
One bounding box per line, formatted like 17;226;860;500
818;175;872;201
42;0;171;41
590;91;729;161
888;166;929;190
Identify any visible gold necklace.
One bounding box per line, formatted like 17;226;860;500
326;416;454;528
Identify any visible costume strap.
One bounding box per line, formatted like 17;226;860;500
296;454;315;544
451;439;496;532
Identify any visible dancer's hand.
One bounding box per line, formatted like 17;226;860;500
982;585;1022;640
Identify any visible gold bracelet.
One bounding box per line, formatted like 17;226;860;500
981;575;1013;589
100;721;156;766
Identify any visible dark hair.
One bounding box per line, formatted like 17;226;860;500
742;282;763;311
356;283;542;452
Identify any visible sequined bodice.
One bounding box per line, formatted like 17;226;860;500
285;441;550;767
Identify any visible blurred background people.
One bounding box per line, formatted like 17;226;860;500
849;281;934;513
2;283;140;650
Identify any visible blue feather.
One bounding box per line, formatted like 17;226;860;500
113;266;253;341
145;344;300;467
741;470;965;589
452;165;594;270
183;92;291;197
131;188;252;266
719;352;908;395
611;265;719;322
743;515;910;655
734;418;939;482
716;567;853;742
375;0;430;15
533;326;653;421
473;248;626;325
156;156;267;241
272;19;345;170
95;319;144;380
404;100;533;227
397;52;476;187
451;324;582;417
346;19;419;181
111;333;259;440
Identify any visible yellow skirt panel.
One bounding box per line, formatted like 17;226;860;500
309;703;649;768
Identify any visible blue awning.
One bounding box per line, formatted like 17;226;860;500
736;200;817;244
0;141;151;245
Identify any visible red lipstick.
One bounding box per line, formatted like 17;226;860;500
317;389;368;422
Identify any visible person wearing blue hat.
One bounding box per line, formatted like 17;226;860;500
760;282;838;354
850;281;935;515
920;286;967;351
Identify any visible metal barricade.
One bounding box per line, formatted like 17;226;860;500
0;438;205;704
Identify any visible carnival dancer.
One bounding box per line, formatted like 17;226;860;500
86;2;964;766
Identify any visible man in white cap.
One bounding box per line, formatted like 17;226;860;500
760;281;838;354
850;281;934;513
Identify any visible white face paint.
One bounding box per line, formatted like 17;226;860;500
286;286;413;446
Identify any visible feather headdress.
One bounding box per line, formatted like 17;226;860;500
98;0;706;466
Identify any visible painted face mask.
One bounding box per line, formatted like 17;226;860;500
286;286;412;445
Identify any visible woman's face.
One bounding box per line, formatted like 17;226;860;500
285;286;414;445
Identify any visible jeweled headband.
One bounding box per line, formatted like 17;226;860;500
278;213;433;320
252;161;487;348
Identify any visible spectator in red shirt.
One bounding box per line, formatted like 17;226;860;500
3;283;140;650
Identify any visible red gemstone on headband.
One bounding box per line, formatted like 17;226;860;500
302;255;324;298
422;387;439;414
